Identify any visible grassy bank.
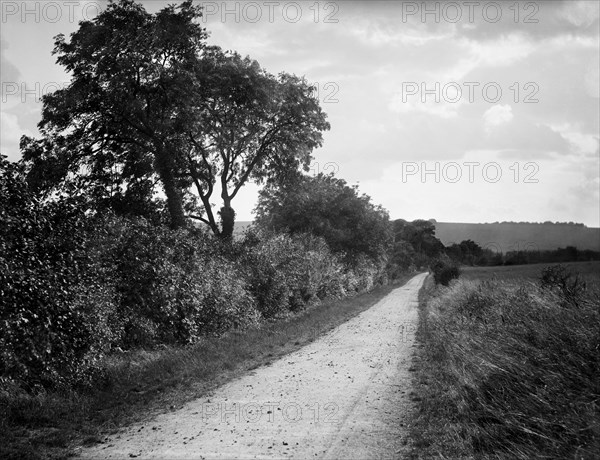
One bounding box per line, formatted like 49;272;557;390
408;262;600;459
0;273;414;459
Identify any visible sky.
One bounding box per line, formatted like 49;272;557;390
1;0;599;226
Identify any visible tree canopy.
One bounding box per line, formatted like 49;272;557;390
255;173;392;263
21;0;330;236
393;218;444;258
183;48;330;237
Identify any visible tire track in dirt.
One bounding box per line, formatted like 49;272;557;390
79;272;427;459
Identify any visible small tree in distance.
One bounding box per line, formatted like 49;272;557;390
254;173;393;264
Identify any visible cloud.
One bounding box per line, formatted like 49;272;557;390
570;176;600;205
439;33;536;81
558;0;600;28
388;85;466;119
549;124;600;156
1;35;22;97
487;120;570;157
483;104;513;132
349;18;456;47
2;0;598;226
358;119;386;134
469;34;536;67
389;97;463;119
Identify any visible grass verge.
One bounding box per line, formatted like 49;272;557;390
0;272;415;460
408;264;600;459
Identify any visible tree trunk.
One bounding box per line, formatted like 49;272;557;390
218;204;236;239
199;194;221;236
154;142;186;229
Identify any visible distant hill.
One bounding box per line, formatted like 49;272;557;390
234;220;600;253
433;222;600;253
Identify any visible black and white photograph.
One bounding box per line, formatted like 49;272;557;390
1;1;599;458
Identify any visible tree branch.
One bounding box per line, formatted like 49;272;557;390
230;119;294;200
186;213;210;225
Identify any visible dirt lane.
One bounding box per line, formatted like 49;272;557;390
79;272;428;460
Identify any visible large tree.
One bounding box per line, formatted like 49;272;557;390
25;0;206;228
22;0;330;236
255;173;392;263
393;219;444;258
183;48;330;237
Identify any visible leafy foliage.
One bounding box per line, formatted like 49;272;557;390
255;173;393;265
23;0;206;228
386;218;445;273
185;49;331;237
238;228;375;318
0;156;110;388
431;256;461;286
393;219;444;259
23;0;330;235
102;217;261;345
445;239;484;266
1;173;387;391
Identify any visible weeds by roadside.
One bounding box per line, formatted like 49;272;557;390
408;266;600;459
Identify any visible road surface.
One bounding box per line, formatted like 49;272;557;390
79;272;428;459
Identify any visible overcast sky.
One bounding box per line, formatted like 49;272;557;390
1;0;599;226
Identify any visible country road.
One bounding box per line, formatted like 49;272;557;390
79;272;428;460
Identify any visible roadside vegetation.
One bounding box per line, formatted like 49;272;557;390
1;1;426;458
0;270;413;460
408;261;600;459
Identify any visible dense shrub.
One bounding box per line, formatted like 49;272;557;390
345;254;380;293
239;231;299;318
92;216;261;345
237;228;391;318
540;263;587;306
2;157;392;391
299;236;346;302
0;157;109;388
0;189;263;388
239;229;348;317
431;257;461;286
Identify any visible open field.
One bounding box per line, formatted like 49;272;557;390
461;260;600;282
434;222;600;252
408;262;600;459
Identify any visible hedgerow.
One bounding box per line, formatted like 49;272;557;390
1;187;391;391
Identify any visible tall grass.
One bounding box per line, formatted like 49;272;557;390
409;271;600;459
